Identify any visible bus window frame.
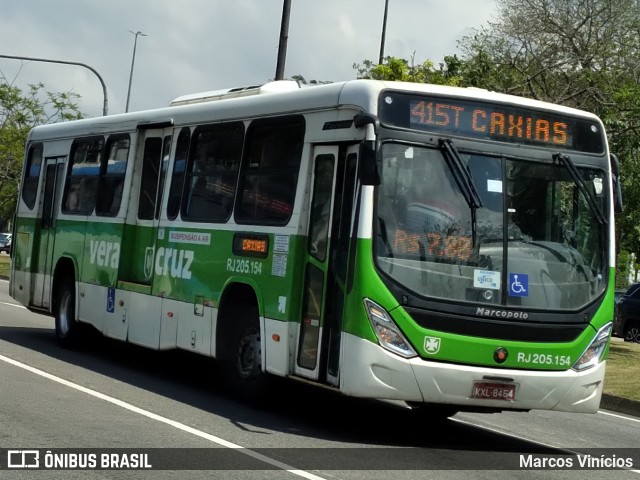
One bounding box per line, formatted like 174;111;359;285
95;133;131;217
234;115;305;226
21;143;44;210
181;121;245;223
61;136;104;215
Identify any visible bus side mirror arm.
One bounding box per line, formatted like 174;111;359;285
354;113;380;186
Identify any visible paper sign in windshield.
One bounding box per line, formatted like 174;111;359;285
474;269;500;290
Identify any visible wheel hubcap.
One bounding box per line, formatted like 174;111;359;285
627;326;640;343
237;331;261;379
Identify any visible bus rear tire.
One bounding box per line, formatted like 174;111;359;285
55;277;81;349
221;304;268;403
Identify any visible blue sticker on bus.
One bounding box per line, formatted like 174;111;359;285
509;273;528;297
107;287;115;313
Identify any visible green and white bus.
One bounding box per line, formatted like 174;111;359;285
10;79;622;415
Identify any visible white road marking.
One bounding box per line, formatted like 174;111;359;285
1;301;26;309
0;278;24;308
598;410;640;424
0;353;326;479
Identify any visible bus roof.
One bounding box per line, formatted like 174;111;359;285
27;79;602;142
169;80;303;106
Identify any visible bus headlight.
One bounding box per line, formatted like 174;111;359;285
364;299;417;358
572;323;612;372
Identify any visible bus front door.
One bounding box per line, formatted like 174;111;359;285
32;156;66;309
117;127;172;347
295;145;358;386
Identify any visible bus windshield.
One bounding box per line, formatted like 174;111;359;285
375;142;608;310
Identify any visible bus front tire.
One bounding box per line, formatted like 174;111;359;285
221;305;268;402
55;277;81;349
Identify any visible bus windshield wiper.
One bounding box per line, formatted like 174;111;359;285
553;153;606;225
438;138;483;210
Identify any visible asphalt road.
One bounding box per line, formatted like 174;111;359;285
0;277;639;479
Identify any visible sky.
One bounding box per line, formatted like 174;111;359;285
0;0;497;118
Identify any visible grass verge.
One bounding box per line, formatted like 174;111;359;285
0;252;637;403
604;339;640;402
0;254;9;278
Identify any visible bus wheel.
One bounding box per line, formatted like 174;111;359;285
55;277;81;349
221;305;268;402
624;321;640;343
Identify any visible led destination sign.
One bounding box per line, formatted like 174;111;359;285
380;93;604;153
232;233;269;258
411;100;570;146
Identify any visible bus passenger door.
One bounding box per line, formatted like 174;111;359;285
118;127;172;348
32;156;66;309
295;145;358;385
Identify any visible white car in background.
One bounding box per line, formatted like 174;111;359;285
0;233;11;254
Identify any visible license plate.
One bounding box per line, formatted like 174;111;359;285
472;382;516;401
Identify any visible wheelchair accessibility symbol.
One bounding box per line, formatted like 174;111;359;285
509;273;528;297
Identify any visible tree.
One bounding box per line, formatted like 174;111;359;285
458;0;640;103
0;80;82;228
354;54;464;86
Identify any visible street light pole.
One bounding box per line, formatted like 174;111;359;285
275;0;291;81
125;30;147;113
0;53;109;116
379;0;390;64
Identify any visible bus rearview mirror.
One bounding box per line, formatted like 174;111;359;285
359;140;379;186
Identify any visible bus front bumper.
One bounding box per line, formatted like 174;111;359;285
339;334;604;414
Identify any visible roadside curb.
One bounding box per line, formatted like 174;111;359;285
600;394;640;418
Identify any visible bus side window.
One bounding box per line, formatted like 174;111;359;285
167;127;191;220
21;143;43;210
182;122;244;222
62;137;103;215
235;115;305;225
96;135;130;216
